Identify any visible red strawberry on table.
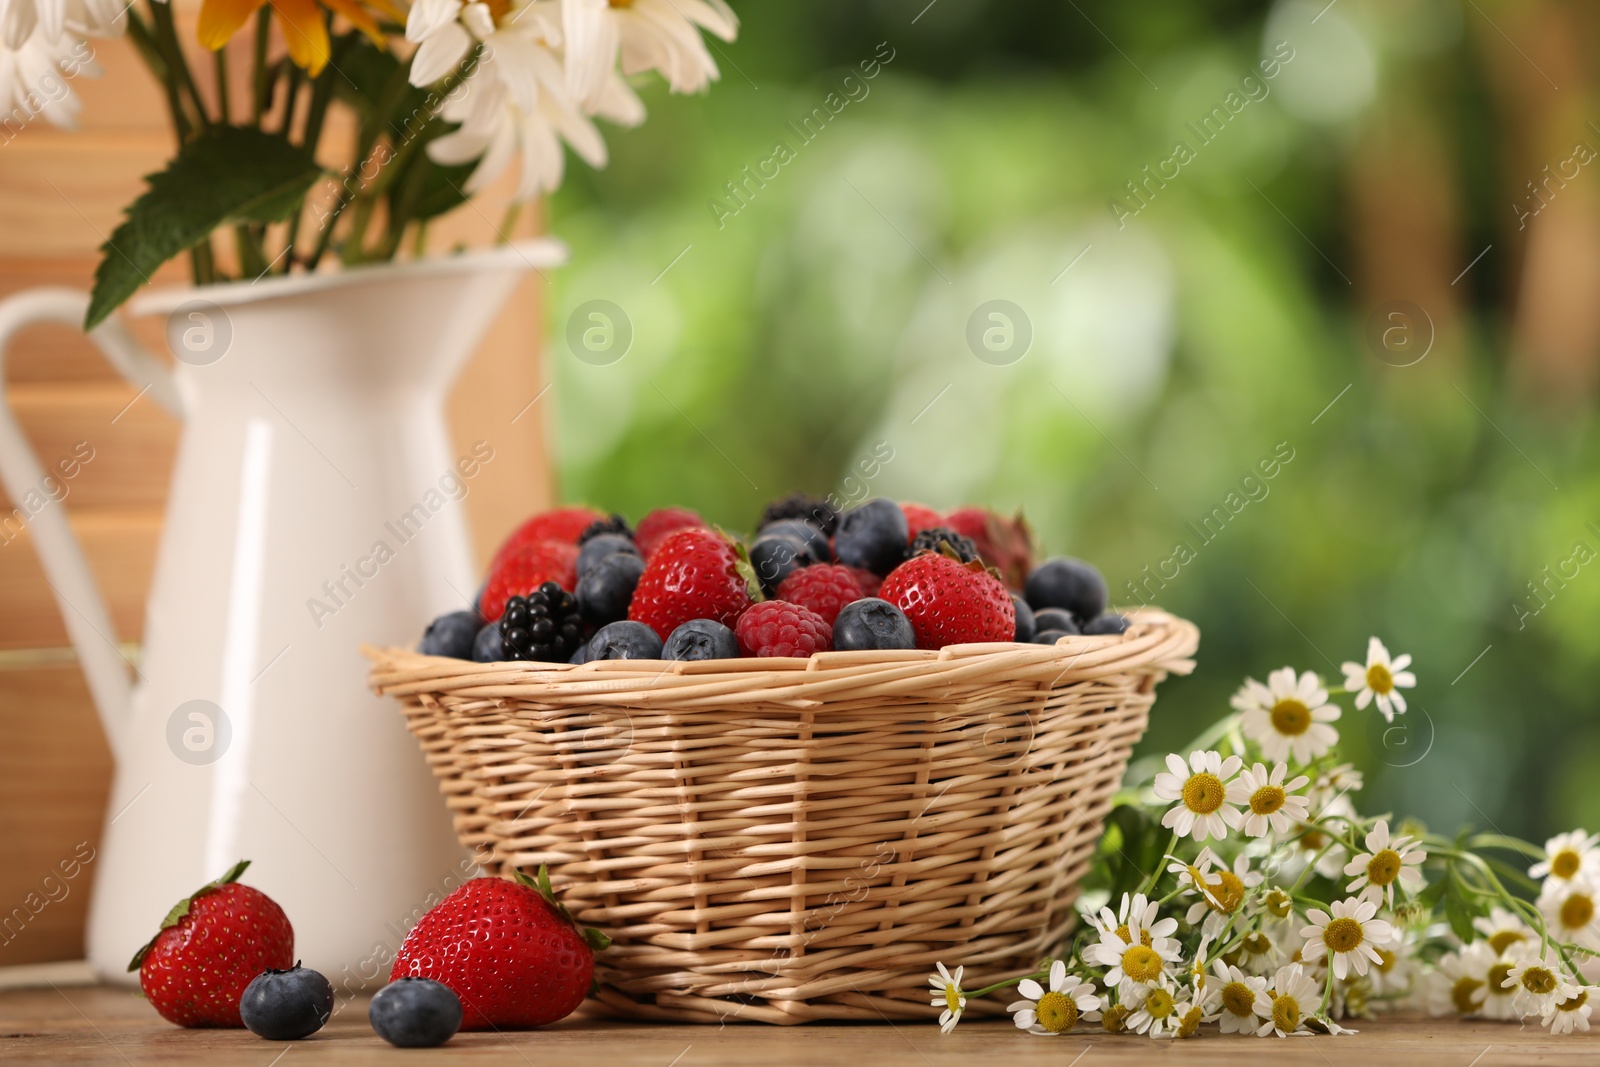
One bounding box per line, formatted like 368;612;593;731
634;506;705;557
129;859;293;1028
490;506;604;570
879;549;1017;650
391;869;609;1029
480;540;579;621
942;506;1034;590
628;527;756;639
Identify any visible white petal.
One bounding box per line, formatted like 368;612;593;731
1017;978;1043;1001
410;22;473;85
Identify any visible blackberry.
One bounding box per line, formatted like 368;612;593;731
498;582;585;662
758;493;840;536
908;526;979;563
578;514;632;544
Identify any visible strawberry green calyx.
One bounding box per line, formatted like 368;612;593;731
127;858;251;972
515;866;613;952
721;528;766;605
937;541;1005;584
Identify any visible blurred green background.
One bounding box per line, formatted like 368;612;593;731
541;0;1600;841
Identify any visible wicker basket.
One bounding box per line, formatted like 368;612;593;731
365;607;1197;1024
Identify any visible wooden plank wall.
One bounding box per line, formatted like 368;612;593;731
0;12;555;965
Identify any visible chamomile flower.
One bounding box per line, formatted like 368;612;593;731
1343;820;1426;907
1531;830;1600;885
1211;960;1270;1034
1473;907;1534;957
1172;999;1206;1038
1152;750;1243;842
1175;849;1262;928
1096;918;1182;987
1540;877;1600;948
1087;893;1180;963
1300;897;1395;980
1480;947;1527;1021
927;962;965;1033
1234;667;1341;766
1365;934;1420;1000
1257;963;1319;1037
1544;985;1597;1034
1505;948;1577;1017
1235;920;1296;975
1424;940;1495;1016
1314;762;1365;798
1341;637;1416;723
1226;762;1312;838
1126;975;1186;1037
1006;960;1101;1036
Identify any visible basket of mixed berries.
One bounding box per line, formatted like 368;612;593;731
365;495;1198;1024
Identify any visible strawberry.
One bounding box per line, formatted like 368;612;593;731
899;503;944;541
942;506;1034;590
634;507;705;557
490;507;604;571
479;540;579;621
879;549;1017;650
129;860;293;1028
391;869;609;1030
777;564;864;627
628;527;757;639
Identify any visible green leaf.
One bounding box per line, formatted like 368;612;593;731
88;128;324;329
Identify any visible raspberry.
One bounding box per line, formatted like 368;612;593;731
635;507;705;557
879;551;1016;650
900;503;943;541
479;540;579;621
628;528;754;639
776;564;864;627
842;565;883;598
735;601;832;658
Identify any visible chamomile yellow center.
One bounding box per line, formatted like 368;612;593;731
1366;662;1394;694
1488;930;1525;955
1114;923;1153;947
1221;980;1257;1016
1177;1004;1203;1037
1300;830;1327;851
1521;966;1559;996
1182;772;1226;814
1265;889;1294;918
1271;993;1301;1032
1322;916;1365;953
1101;1004;1130;1033
1208;871;1246;914
1451;977;1484;1014
1561;893;1595;931
1553;849;1583;880
1144;987;1175;1020
1374;947;1396;973
1034;990;1079;1033
1121;944;1164;983
1367;848;1403;887
1249;784;1287;816
1242;931;1273;956
1558;990;1590;1013
943;985;962;1015
1270;698;1311;735
1488;962;1513;993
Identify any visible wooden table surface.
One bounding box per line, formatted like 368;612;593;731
0;985;1593;1066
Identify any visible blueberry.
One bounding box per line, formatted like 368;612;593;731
471;621;506;662
834;499;909;576
587;620;663;660
576;533;640;579
759;519;831;562
663;619;739;661
239;965;333;1041
369;977;462;1049
1033;628;1072;645
1032;607;1081;636
1011;594;1035;643
576;551;645;626
1024;557;1107;622
749;534;819;594
832;598;917;652
1082;612;1130;635
569;643;589;664
418;610;482;659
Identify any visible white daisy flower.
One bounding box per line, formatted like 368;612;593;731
1152;750;1243;842
1268;796;1354;884
1314;762;1365;797
1235;919;1296;976
1226;761;1312;837
1086;892;1180;964
1544;985;1597;1034
1340;637;1416;723
1424;940;1495;1016
1480;944;1529;1021
1006;959;1101;1035
1473;906;1534;958
1531;830;1600;885
1299;897;1395;980
1233;667;1341;765
1126;975;1186;1037
0;24;101;132
1094;918;1181;987
1171;998;1206;1039
1211;960;1270;1034
927;962;965;1033
1540;877;1600;948
1365;934;1420;1000
1256;962;1319;1037
1504;948;1578;1018
1173;848;1262;928
562;0;738;107
1343;820;1427;907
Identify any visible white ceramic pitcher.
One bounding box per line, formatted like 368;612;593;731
0;239;566;985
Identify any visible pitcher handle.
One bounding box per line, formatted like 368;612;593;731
0;287;183;761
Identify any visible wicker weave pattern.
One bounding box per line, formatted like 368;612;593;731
367;608;1197;1024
